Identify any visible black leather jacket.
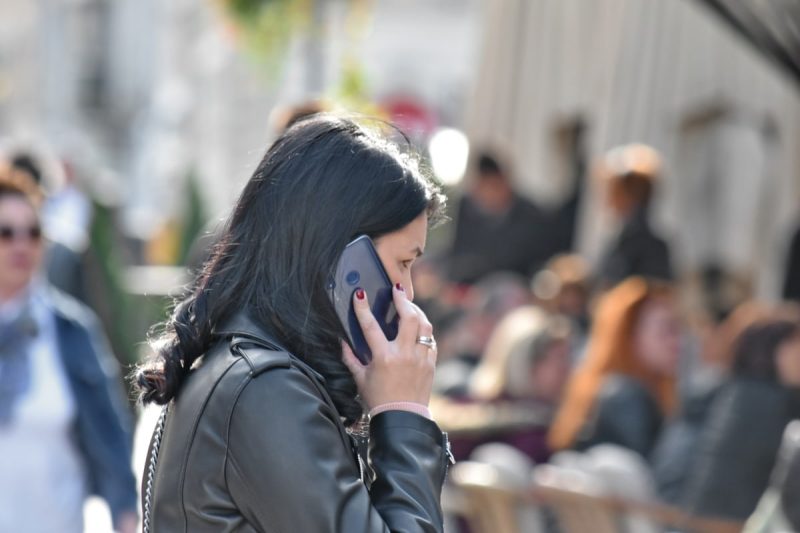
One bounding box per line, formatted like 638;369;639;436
145;312;451;532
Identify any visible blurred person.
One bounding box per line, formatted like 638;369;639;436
648;301;774;505
6;147;92;302
532;253;593;360
436;306;572;463
681;310;800;521
136;116;452;532
0;168;137;532
596;144;673;288
548;277;680;458
432;271;532;397
446;150;551;284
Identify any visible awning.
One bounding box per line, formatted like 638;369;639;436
698;0;800;86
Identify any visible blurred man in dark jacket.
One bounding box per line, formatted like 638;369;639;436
597;144;673;288
447;151;551;284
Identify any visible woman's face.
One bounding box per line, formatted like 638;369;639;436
0;195;43;299
374;213;428;302
633;298;681;376
776;334;800;388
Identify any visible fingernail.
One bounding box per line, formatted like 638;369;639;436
395;283;404;292
355;288;365;300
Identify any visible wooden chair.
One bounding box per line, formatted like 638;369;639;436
531;464;621;533
529;464;744;533
449;461;538;533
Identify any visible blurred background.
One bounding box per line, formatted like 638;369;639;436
2;0;800;531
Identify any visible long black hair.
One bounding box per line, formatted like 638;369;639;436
136;115;446;425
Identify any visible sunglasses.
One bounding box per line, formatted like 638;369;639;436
0;225;42;243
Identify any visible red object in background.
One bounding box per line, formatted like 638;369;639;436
381;96;438;139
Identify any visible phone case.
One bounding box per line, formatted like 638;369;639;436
329;235;399;364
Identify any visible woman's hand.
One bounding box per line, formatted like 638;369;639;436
341;284;437;410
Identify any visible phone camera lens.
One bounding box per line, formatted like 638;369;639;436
345;271;360;286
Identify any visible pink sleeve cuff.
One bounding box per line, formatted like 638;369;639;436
369;402;431;420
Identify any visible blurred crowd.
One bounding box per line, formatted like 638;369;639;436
423;144;800;531
2;116;800;532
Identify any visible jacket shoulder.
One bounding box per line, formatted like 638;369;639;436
44;284;99;328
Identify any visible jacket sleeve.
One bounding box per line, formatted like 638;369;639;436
225;366;448;533
57;302;138;528
682;381;788;520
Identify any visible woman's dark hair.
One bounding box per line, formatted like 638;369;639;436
731;315;800;381
136;115;446;425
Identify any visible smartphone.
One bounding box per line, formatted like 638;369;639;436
329;235;399;364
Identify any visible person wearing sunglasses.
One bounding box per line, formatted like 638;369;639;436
0;168;137;532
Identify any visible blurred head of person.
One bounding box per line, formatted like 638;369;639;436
600;143;661;219
451;272;533;359
469;306;572;405
703;300;774;370
137;115;446;426
730;306;800;388
0;165;44;302
469;150;515;214
548;277;680;450
533;254;593;324
270;100;328;134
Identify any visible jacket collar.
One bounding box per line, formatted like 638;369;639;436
213;311;287;352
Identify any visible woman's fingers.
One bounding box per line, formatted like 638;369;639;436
393;284;421;347
352;288;389;352
410;302;437;364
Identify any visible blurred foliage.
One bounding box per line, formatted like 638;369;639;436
217;0;314;74
178;172;208;265
89;202;137;368
145;172;207;266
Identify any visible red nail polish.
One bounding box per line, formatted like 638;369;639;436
355;288;365;300
395;283;404;292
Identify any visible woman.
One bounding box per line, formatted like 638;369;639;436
0;166;137;532
548;277;680;458
137;115;451;532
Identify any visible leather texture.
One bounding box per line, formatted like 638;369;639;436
147;312;449;532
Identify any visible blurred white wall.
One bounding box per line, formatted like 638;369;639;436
466;0;800;300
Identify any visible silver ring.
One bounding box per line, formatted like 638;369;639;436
416;335;436;349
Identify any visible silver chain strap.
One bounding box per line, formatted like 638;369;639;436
142;406;168;533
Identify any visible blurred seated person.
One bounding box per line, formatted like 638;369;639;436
532;253;593;358
597;144;673;288
548;277;680;459
432;272;532;397
433;306;572;464
681;309;800;521
649;301;772;505
0;168;137;532
446;150;551;284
